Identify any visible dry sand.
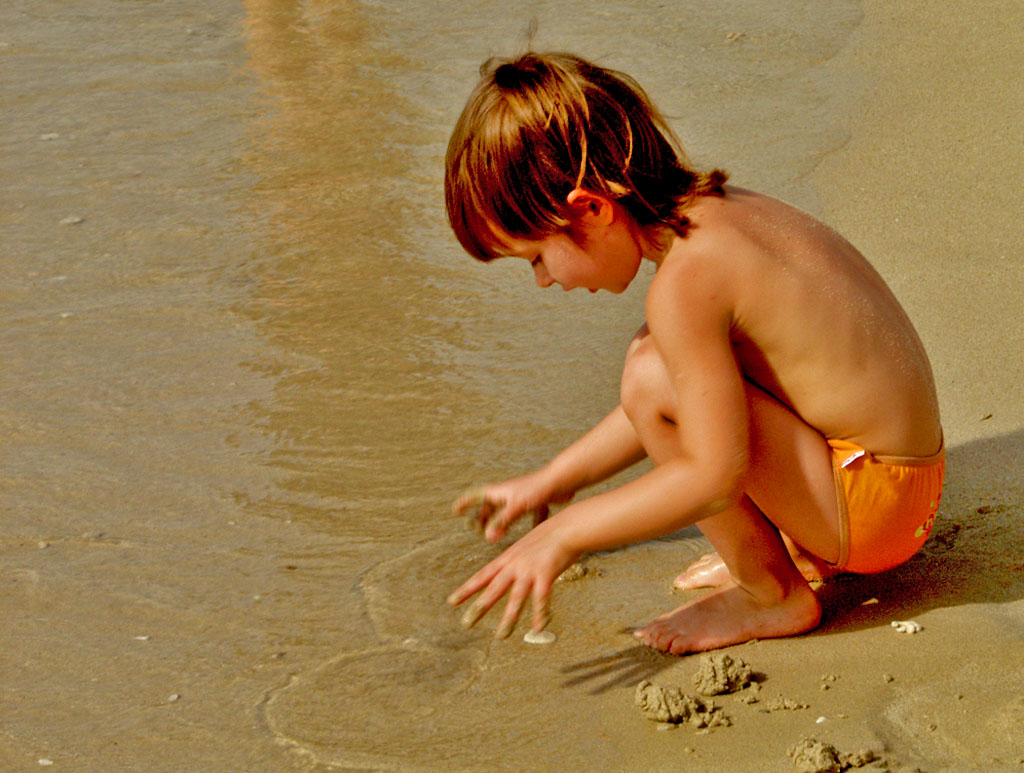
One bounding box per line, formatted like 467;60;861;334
2;0;1022;771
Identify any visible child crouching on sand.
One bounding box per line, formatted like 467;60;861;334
444;52;944;654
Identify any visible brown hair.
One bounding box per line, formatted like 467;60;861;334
445;51;728;261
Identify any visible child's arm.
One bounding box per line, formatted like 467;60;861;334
455;404;647;542
449;250;749;636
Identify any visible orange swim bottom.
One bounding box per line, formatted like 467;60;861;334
828;438;945;574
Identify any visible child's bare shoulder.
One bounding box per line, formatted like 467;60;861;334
683;187;845;256
645;188;805;311
648;186;941;456
661;186;879;305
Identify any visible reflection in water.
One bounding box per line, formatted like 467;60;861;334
237;3;670;554
240;0;482;538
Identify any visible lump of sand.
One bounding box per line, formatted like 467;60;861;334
634;679;730;728
556;563;602;582
766;696;809;711
692;653;753;695
787;737;878;773
788;738;843;773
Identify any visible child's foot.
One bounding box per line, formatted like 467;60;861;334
673;551;840;590
634;579;821;655
672;552;732;590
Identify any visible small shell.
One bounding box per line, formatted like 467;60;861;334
523;630;557;645
891;620;923;634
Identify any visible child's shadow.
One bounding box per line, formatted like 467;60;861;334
559;638;681;695
813;429;1024;635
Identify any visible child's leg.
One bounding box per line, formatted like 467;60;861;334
620;333;840;654
674;531;839;590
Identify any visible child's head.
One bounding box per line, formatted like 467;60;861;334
445;51;727;261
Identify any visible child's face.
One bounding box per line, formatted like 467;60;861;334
493;217;643;294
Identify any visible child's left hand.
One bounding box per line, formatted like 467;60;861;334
447;518;579;639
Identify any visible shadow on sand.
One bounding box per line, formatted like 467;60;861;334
557;430;1024;692
559;640;680;695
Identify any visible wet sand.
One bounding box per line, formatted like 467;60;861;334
2;0;1022;770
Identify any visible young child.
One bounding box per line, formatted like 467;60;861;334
443;52;944;654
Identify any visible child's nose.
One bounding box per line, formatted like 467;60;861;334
533;263;554;288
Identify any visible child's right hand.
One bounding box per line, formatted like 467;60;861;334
452;470;575;543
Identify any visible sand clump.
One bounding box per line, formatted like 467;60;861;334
787;737;878;773
556;563;602;582
766;696;810;712
740;682;763;704
634;679;731;729
693;653;753;695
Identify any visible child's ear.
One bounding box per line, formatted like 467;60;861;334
565;188;615;226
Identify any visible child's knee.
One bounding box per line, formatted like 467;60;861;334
620;332;674;422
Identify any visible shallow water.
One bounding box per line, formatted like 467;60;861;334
2;0;865;768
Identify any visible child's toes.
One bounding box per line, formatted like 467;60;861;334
633;621;663;649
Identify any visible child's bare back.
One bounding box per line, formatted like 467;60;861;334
443;52;944;654
664;186;942;460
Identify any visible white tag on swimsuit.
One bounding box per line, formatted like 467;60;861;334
840;450;867;469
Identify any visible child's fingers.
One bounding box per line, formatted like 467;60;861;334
485;499;536;542
459;596;489;628
453;487;516;538
458;571;513;629
530;581;552;632
452;486;489;516
464;501;495;535
465;513;485;535
493;579;531;639
484;505;514;542
446;559;503;607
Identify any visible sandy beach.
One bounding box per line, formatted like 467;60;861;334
2;0;1022;770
